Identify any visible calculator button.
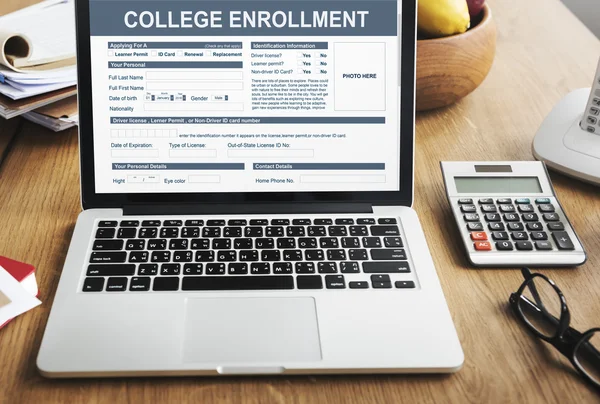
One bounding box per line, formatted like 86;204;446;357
488;223;506;231
464;214;480;222
538;204;555;213
511;232;528;241
547;222;565;231
515;198;531;204
593;98;600;106
485;214;501;222
470;232;488;241
592;107;600;116
535;241;553;250
467;222;484;231
479;198;494;204
508;222;525;231
458;198;474;204
460;205;477;213
552;231;575;250
481;205;498;213
522;213;539;222
543;213;560;222
587;116;597;125
496;241;514;251
492;232;509;240
497;198;512;204
526;222;543;231
535;198;551;204
518;204;534;213
516;241;534;251
499;205;516;213
531;232;548;240
503;213;520;222
474;241;492;251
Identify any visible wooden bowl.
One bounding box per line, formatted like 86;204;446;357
416;5;497;111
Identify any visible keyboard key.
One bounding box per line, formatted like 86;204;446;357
340;262;360;273
342;237;360;248
173;250;193;262
120;220;139;227
314;219;333;225
261;250;281;261
217;251;237;262
470;232;488;241
82;277;104;292
183;263;203;275
370;249;406;260
543;213;559;222
93;239;124;250
277;238;296;249
245;227;263;237
318;262;337;273
349;281;369;289
195;251;214;262
363;262;410;273
106;277;128;291
370;225;400;236
292;219;311;225
138;228;158;238
161;264;180;275
327;249;347;261
249;219;268;225
538;204;556;213
297;275;323;289
395;281;415;289
251;263;271;274
307;226;327;237
228;263;247;275
474;241;492;251
357;218;376;224
496;241;514;251
128;251;149;263
266;227;284;237
295;262;315;274
151;251;171;262
283;250;303;261
206;263;226;275
185;220;204;226
207;220;226;226
552;231;575;250
148;239;167;250
238;250;258;261
170;239;189;250
228;219;247;226
273;262;293;274
212;238;231;250
479;198;494;204
96;228;115;239
325;275;346;289
535;198;551;204
531;232;548;240
511;232;528;241
378;218;397;225
141;220;161;227
458;198;473;204
349;249;369;260
305;249;324;261
372;281;392;289
129;277;151;291
547;222;565;231
90;252;126;263
481;205;498;213
350;226;368;236
508;222;525;231
223;227;241;238
522;213;539;222
182;227;200;238
485;214;501;222
535;241;553;250
138;264;158;275
516;241;534;251
183;276;295;291
298;238;318;249
492;232;509;241
98;221;118;228
363;237;382;248
255;238;275;249
320;238;339;248
336;218;354;225
233;238;253;249
271;219;290;225
488;223;505;231
328;226;347;236
87;264;135;276
153;277;179;291
503;213;519;222
160;228;179;238
497;198;512;204
191;239;210;250
164;220;182;227
202;227;221;237
516;198;531;204
526;222;543;231
463;214;480;223
460;205;477;213
518;204;534;213
287;226;305;237
467;222;484;231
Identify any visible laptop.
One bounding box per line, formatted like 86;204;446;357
37;0;463;377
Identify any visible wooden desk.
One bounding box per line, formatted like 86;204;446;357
1;0;599;402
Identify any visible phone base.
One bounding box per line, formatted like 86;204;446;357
533;88;600;186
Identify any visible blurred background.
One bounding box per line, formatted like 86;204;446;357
563;0;600;38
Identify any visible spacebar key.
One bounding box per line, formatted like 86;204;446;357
182;276;294;290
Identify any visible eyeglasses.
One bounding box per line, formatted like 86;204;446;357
510;268;600;389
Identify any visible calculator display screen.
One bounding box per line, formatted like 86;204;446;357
454;177;542;193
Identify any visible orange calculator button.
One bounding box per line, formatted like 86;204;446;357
474;241;492;251
470;232;488;241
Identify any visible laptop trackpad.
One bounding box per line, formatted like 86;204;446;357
183;297;322;364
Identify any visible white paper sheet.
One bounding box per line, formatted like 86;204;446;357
0;265;41;326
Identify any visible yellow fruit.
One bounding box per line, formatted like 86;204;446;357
418;0;471;38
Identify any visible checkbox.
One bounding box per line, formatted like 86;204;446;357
107;50;114;57
151;51;157;56
177;51;183;57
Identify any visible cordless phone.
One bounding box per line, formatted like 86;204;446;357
581;58;600;134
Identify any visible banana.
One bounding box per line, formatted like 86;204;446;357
418;0;471;38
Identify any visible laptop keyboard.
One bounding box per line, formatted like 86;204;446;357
83;217;416;292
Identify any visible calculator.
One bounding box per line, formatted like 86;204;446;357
441;161;586;267
581;57;600;134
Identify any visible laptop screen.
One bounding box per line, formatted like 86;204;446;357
88;0;401;194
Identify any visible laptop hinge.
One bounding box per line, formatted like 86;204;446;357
123;203;373;216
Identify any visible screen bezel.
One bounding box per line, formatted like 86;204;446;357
75;0;416;209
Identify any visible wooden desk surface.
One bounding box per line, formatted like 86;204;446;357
1;0;599;402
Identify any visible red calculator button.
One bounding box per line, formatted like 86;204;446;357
474;241;492;251
470;232;488;241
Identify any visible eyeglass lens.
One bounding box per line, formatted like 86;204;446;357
518;277;562;338
574;330;600;385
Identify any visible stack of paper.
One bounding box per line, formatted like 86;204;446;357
23;95;78;131
0;0;77;119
